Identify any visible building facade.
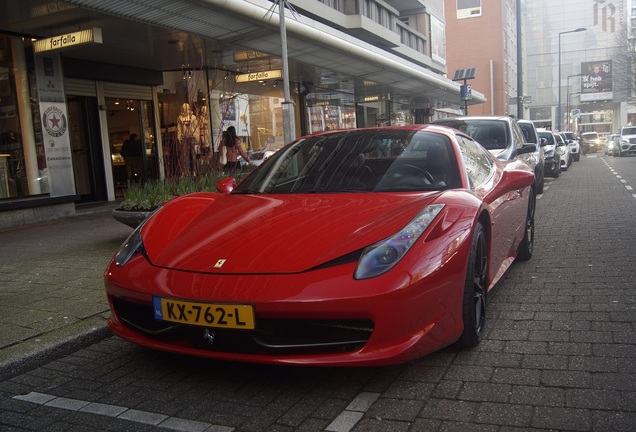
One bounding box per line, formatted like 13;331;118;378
523;0;630;135
443;0;520;117
0;0;485;227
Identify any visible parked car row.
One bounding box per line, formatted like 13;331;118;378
535;128;583;179
431;116;582;187
432;116;544;194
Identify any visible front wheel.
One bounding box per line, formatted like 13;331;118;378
537;176;544;194
456;222;487;348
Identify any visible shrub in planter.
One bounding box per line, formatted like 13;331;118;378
114;169;252;227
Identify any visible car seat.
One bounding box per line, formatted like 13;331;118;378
426;145;449;185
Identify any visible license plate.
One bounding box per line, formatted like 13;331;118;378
153;297;255;329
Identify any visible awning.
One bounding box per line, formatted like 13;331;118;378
65;0;485;106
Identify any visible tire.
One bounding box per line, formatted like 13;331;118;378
456;221;487;348
517;188;535;261
537;177;544;194
554;164;560;178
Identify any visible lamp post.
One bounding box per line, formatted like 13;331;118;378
566;92;581;132
558;28;586;130
566;74;583;130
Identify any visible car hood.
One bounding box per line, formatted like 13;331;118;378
141;192;444;274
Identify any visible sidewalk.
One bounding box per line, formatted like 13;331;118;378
0;204;132;380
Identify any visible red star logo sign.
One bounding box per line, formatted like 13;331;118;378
49;114;61;129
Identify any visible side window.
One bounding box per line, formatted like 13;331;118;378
511;122;526;147
458;135;493;189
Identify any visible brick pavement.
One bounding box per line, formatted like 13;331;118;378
0;154;634;431
0;206;131;380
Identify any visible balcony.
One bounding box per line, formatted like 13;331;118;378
289;0;424;50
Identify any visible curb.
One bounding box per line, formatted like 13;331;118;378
0;318;113;381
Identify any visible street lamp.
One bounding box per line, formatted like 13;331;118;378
566;74;583;130
558;28;586;130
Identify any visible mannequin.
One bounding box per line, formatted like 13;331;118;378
198;105;210;150
176;103;198;175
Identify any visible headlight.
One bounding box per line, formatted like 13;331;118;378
114;226;144;267
557;147;566;155
114;208;161;266
544;149;555;157
354;204;445;279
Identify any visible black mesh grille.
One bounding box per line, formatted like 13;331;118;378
112;298;373;355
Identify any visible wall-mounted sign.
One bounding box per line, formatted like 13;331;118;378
233;50;273;62
235;69;282;83
34;53;76;197
33;28;102;53
460;84;472;101
580;60;612;102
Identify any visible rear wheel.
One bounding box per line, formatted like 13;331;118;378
457;222;487;348
517;189;535;261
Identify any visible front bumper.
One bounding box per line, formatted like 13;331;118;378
104;249;469;366
620;143;636;155
544;157;559;174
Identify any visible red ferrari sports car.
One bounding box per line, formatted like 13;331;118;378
105;125;536;366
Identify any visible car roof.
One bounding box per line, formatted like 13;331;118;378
435;115;513;123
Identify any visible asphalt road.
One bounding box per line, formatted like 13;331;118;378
0;152;634;431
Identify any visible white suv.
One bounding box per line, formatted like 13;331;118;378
554;132;571;169
537;129;561;178
616;126;636;156
560;132;581;161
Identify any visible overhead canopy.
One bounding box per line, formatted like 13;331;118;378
60;0;485;106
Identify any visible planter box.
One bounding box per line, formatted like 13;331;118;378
112;208;151;228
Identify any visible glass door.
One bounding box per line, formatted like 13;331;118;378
67;96;106;202
106;97;158;197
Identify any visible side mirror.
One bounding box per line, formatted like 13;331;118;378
540;138;548;147
515;143;536;157
215;177;237;194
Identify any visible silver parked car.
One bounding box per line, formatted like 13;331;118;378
517;119;546;194
432;116;528;161
616;126;636;156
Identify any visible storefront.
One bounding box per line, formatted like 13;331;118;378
0;0;485;227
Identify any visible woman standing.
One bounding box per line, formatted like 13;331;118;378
218;126;250;170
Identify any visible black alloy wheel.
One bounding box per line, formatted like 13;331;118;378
457;222;487;348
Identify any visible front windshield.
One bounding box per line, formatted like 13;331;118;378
234;130;462;194
538;132;555;145
436;119;509;150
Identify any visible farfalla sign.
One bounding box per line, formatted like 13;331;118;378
33;28;102;53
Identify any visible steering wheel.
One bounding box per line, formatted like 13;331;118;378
392;164;435;185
